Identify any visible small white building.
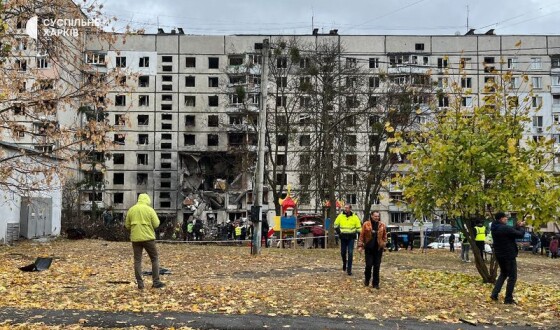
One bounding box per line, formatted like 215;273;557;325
0;142;62;244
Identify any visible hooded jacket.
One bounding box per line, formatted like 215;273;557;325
490;221;525;259
125;194;160;242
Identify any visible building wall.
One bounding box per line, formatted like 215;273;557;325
84;33;560;229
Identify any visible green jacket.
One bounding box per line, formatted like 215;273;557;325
334;212;362;235
125;194;160;242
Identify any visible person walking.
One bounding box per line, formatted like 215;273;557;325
475;220;486;260
407;231;414;251
334;204;362;276
550;236;559;259
449;233;455;252
358;211;387;289
460;231;470;262
531;232;541;255
490;212;525;304
125;193;165;290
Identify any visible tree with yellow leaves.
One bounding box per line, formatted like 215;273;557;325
402;66;560;282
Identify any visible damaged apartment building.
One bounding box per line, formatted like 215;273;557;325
83;30;560;233
84;33;266;230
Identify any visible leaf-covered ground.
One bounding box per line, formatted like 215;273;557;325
0;239;558;328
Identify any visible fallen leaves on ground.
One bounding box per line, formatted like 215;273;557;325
0;239;558;328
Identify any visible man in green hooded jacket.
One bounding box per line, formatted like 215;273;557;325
125;193;165;289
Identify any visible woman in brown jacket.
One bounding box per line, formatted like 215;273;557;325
358;211;387;289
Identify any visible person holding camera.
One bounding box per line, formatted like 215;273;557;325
490;212;526;304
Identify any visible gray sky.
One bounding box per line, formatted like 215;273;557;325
98;0;560;35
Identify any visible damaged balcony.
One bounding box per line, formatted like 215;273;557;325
179;152;253;223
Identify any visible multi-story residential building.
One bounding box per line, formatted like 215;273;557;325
82;30;560;233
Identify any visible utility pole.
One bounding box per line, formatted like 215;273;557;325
251;39;269;255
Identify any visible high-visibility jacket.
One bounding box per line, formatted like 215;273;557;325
125;193;159;242
475;225;486;241
235;226;242;237
334;212;362;235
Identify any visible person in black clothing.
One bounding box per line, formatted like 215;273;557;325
391;232;399;251
407;231;414;250
261;219;270;248
490;212;526;304
449;233;455;252
193;219;203;241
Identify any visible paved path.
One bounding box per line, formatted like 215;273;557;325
0;307;536;329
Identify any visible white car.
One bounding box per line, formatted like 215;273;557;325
428;233;462;249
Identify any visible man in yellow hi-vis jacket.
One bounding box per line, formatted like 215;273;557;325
334;204;362;275
125;193;165;290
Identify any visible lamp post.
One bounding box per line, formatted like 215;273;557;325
251;39;270;255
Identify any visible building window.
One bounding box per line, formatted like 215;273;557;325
277;135;287;146
138;134;149;145
113;153;125;164
113;192;124;204
484;57;495;72
346;194;357;204
161;114;172;121
346;174;358;186
86;52;106;65
139;56;149;67
161;142;172;148
532;96;542;108
185;57;196;68
551;56;560;68
462;97;473;107
184;96;196;107
184;134;195;145
368;96;378;107
185;115;195;127
438;96;449;108
162;94;173;102
138;76;149;87
137;115;149;125
300;174;311;186
161;104;172;111
346;57;357;68
162;84;172;91
369;76;380;88
276;154;287;166
208;77;219;87
276;96;287;107
161;133;172;140
507;58;517;69
139;95;150;107
161;123;172;130
114;134;125;145
208;115;219;127
390;212;411;223
415;43;424;51
162;56;172;62
553;94;560;106
137;153;148;165
276;173;287;185
346;135;357;147
530;57;542;70
208;57;219;69
532;77;542;89
113;173;124;185
369;57;379;68
185;76;195;87
437;58;448;68
116;56;126;67
277;57;287;69
114;114;125;126
36;56;48;69
15;59;27;71
346;154;357;166
533;116;543;128
115;95;126;106
208;95;219;107
346;96;358;108
137;173;148;185
229;55;244;66
461;77;472;88
300;57;309;68
208;134;219;146
277;76;288;88
300;135;311;146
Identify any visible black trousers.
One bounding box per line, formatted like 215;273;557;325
364;248;383;286
491;257;517;302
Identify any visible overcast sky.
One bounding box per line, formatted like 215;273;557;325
98;0;560;36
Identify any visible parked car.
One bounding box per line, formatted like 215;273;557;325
428;233;462;250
